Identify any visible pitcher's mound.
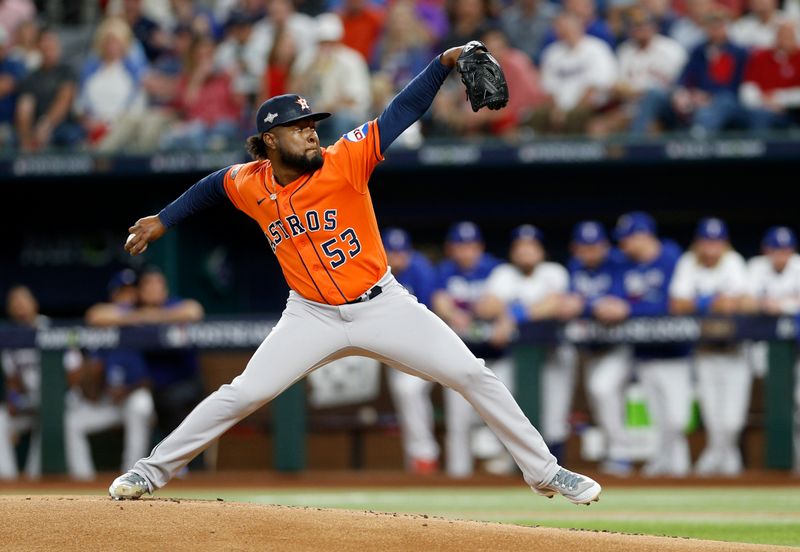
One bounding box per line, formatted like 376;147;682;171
0;495;790;552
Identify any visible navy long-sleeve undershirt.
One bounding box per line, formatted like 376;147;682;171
157;56;453;228
376;56;452;154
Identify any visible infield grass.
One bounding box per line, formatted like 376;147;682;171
160;487;800;547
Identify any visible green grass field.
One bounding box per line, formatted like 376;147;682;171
158;487;800;548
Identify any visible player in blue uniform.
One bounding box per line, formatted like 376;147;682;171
559;221;633;475
382;227;441;474
431;221;504;477
614;212;691;477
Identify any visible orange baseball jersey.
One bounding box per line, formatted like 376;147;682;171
222;120;387;305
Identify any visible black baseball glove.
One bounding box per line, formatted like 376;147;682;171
456;40;509;112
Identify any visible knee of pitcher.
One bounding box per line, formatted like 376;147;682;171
449;360;493;391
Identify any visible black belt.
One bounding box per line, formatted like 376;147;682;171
345;285;383;304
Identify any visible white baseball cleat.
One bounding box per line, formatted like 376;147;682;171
535;467;602;505
108;471;151;500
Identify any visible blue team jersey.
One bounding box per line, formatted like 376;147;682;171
394;251;437;308
436;253;502;311
92;349;149;387
568;248;626;316
619;240;688;359
144;297;200;388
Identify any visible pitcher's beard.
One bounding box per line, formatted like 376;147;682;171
279;147;324;173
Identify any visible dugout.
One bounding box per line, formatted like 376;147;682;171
0;136;798;474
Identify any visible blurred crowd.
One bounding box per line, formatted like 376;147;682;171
2;0;800;153
2;213;800;480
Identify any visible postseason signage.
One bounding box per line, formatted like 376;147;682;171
3;138;800;178
0;316;796;351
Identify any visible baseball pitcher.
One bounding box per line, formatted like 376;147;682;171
109;42;601;505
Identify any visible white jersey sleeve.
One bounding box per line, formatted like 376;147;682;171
720;251;748;296
544;262;570;294
1;349;15;378
669;252;696;299
485;264;520;303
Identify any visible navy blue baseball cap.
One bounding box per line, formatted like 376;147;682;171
256;94;331;134
572;221;608;245
511;224;543;243
614;211;656;240
108;268;138;294
382;227;412;252
447;221;483;243
695;217;729;240
763;226;797;249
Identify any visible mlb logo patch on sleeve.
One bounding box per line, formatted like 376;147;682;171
344;123;369;142
230;164;243;179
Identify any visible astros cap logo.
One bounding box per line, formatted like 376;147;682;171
296;97;310;111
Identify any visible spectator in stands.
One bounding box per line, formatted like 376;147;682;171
249;0;318;81
476;225;577;468
640;0;679;36
669;0;711;52
9;19;40;71
370;0;433;143
635;6;750;136
77;17;147;148
259;22;298;101
439;0;493;51
528;13;617;135
382;228;441;475
591;8;686;137
742;226;800;473
159;33;244;150
0;26;26;148
557;221;634;475
66;270;155;481
730;0;785;49
169;0;222;41
413;0;449;47
215;10;262;105
740;19;800;130
142;24;193;104
97;25;192;153
371;0;433;80
290;13;371;144
0;0;35;41
499;0;558;63
339;0;385;63
431;222;503;477
14;29;82;151
675;7;750;134
539;0;616;57
432;26;547;137
669;218;750;476
0;285;47;480
119;0;169;63
614;212;691;477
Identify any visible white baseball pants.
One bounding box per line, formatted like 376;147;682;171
65;388;155;480
0;408;40;480
694;350;752;474
584;346;633;460
132;272;560;490
387;368;439;466
444;357;514;477
637;358;693;476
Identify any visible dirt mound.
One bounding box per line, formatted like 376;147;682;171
0;496;793;552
